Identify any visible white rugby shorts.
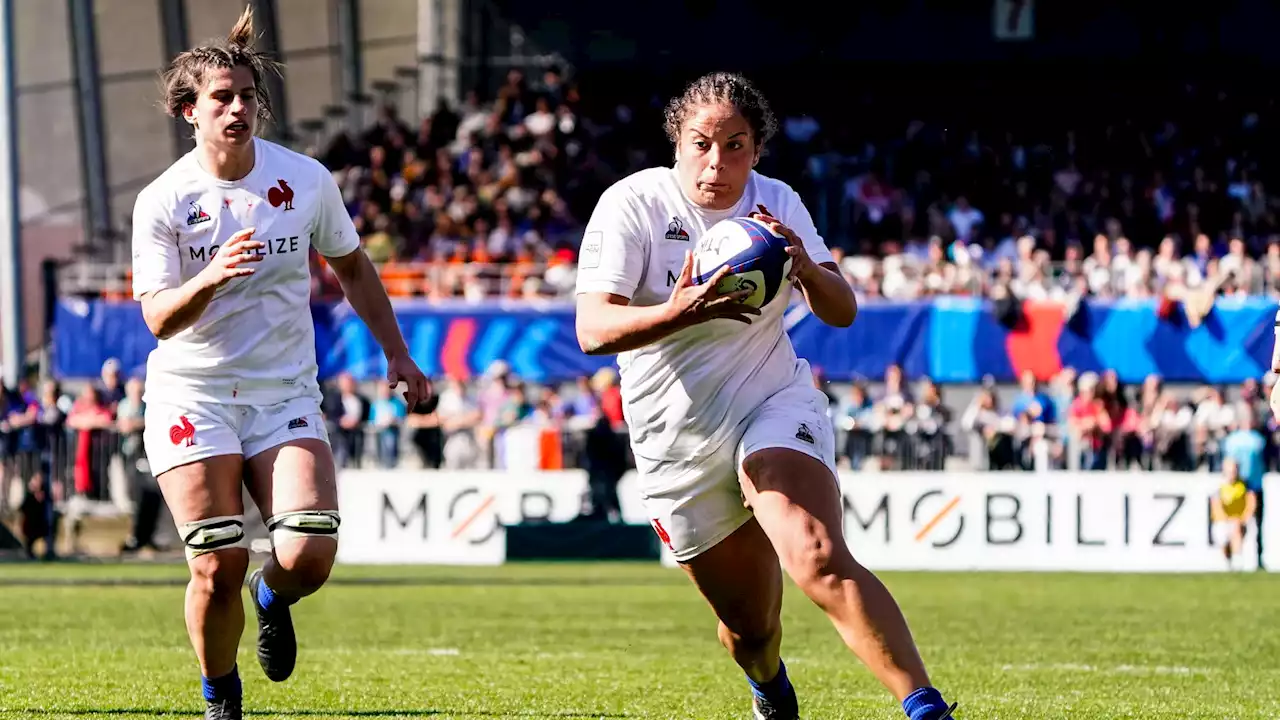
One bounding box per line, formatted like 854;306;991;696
143;395;329;476
634;382;838;562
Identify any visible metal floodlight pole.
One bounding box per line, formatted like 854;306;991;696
417;0;443;116
335;0;363;108
158;0;191;159
0;0;22;389
249;0;290;142
68;0;112;260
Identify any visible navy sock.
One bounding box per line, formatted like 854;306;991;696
902;687;950;720
201;665;242;703
256;575;297;612
747;659;794;702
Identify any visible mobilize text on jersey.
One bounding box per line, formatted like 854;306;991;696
186;235;305;263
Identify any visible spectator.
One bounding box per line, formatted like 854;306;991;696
840;383;875;470
1211;456;1258;572
591;368;624;431
370;383;407;469
35;380;68;498
961;388;1015;470
66;385;114;500
97;359;125;410
0;387;13;514
474;362;513;467
1192;387;1235;470
19;475;59;560
873;364;914;469
908;378;950;470
1114;390;1146;470
1012;370;1058;470
565;375;599;425
947;196;984;243
579;385;627;524
406;385;443;470
325;373;371;469
1150;390;1194;471
117;378;161;554
1069;372;1113;471
1222;406;1267;569
1012;370;1056;426
437;375;481;469
4;378;39;506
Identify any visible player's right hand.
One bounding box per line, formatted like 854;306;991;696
198;227;264;289
667;250;761;325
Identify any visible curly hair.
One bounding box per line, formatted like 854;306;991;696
160;5;282;128
662;72;778;147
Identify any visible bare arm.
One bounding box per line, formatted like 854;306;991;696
141;282;218;340
751;205;856;328
7;404;35;429
140;228;263;339
795;261;858;328
577;293;687;356
575;251;757;356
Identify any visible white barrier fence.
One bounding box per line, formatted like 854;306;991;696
335;470;1280;572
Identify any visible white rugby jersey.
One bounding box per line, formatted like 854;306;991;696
575;166;835;464
131;137;360;405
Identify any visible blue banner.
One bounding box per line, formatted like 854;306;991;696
51;297;1280;384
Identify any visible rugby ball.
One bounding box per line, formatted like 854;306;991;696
692;217;793;308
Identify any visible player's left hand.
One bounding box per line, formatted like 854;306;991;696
750;204;817;285
388;353;431;412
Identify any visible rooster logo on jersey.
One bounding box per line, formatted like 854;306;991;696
665;217;690;241
268;179;294;211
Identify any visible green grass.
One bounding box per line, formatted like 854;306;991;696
1;562;1279;719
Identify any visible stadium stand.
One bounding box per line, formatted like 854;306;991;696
9;71;1280;557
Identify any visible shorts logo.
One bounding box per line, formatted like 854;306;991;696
169;415;196;447
795;423;815;445
288;417;309;430
651;519;673;550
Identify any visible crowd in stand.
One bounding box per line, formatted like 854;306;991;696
276;360;1280;477
307;74;1280;305
9;74;1280;557
308;68;601;301
5;355;1278;513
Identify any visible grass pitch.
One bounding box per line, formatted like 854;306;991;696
0;562;1278;719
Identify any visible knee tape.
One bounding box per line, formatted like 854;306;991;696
267;510;340;545
179;515;248;560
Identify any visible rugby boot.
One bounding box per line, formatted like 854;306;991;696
204;697;242;720
248;567;297;682
751;686;799;720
